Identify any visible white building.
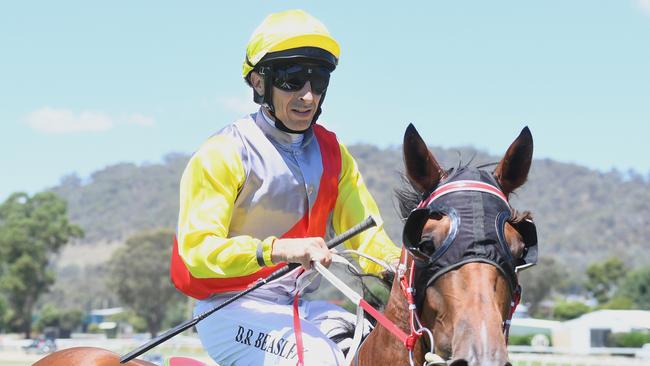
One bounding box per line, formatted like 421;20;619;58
510;317;561;337
552;310;650;354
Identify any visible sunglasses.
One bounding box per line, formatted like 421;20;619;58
271;63;331;94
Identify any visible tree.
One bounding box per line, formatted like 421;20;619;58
518;256;568;316
36;304;84;338
585;257;626;305
599;295;635;310
0;295;7;331
0;192;83;338
617;266;650;310
552;300;591;320
108;228;185;337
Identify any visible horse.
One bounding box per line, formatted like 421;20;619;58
35;124;537;366
33;347;155;366
355;124;537;366
33;346;211;365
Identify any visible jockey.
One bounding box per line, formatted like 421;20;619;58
172;9;401;366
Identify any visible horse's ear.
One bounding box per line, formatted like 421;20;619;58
403;123;444;192
494;126;533;196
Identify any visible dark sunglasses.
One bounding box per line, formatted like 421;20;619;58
271;63;331;94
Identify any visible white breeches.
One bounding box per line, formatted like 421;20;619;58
195;296;365;366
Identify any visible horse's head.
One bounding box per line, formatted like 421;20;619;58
400;124;537;366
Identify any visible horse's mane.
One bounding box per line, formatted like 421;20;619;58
328;268;394;353
347;268;394;318
395;163;470;219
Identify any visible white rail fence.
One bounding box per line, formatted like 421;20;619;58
509;345;650;366
510;353;648;366
3;335;649;366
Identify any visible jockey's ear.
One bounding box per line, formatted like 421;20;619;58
403;124;445;193
249;71;265;96
494;126;533;196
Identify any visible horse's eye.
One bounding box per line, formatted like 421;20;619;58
418;237;436;256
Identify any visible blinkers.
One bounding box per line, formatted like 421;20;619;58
402;168;538;299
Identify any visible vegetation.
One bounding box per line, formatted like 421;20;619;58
508;334;535;346
50;146;650;273
52;154;186;243
518;256;568;317
0;296;7;331
26;143;648;323
552;300;591;321
607;331;650;348
46;263;119;312
107;228;185;337
35;303;84;338
598;295;635;310
616;266;650;310
585;257;625;305
0;192;83;338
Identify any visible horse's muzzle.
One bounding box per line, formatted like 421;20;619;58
448;360;512;366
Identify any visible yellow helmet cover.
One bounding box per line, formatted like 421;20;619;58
243;9;340;79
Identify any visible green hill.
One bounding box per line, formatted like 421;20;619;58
43;143;650;311
50;144;650;273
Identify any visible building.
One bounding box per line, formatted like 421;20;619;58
552;310;650;354
83;307;124;335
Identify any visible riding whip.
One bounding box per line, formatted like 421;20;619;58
120;215;378;363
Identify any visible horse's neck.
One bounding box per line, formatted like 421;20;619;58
384;274;411;330
356;272;414;365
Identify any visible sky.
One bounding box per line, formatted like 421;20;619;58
1;1;649;200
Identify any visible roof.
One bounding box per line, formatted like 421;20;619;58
89;307;124;317
511;317;562;329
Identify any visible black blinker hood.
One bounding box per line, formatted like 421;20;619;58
402;168;538;308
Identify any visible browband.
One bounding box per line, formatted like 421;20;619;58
418;180;510;209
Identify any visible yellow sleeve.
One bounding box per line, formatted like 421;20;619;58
332;143;402;275
177;134;276;279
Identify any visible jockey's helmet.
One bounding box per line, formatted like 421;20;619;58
242;9;339;81
242;10;340;132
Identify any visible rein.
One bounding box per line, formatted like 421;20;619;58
318;254;518;366
315;252;444;366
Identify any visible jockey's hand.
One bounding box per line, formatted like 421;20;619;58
389;257;401;272
271;237;332;270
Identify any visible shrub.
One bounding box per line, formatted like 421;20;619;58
509;334;534;346
607;331;650;348
35;304;83;338
552;300;591;320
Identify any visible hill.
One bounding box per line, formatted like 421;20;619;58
51;144;650;270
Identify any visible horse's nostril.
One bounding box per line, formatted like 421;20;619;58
505;363;512;366
448;360;468;366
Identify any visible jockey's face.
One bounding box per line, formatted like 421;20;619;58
250;70;323;132
270;81;322;132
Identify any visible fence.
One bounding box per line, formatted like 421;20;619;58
510;353;648;366
509;345;649;366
